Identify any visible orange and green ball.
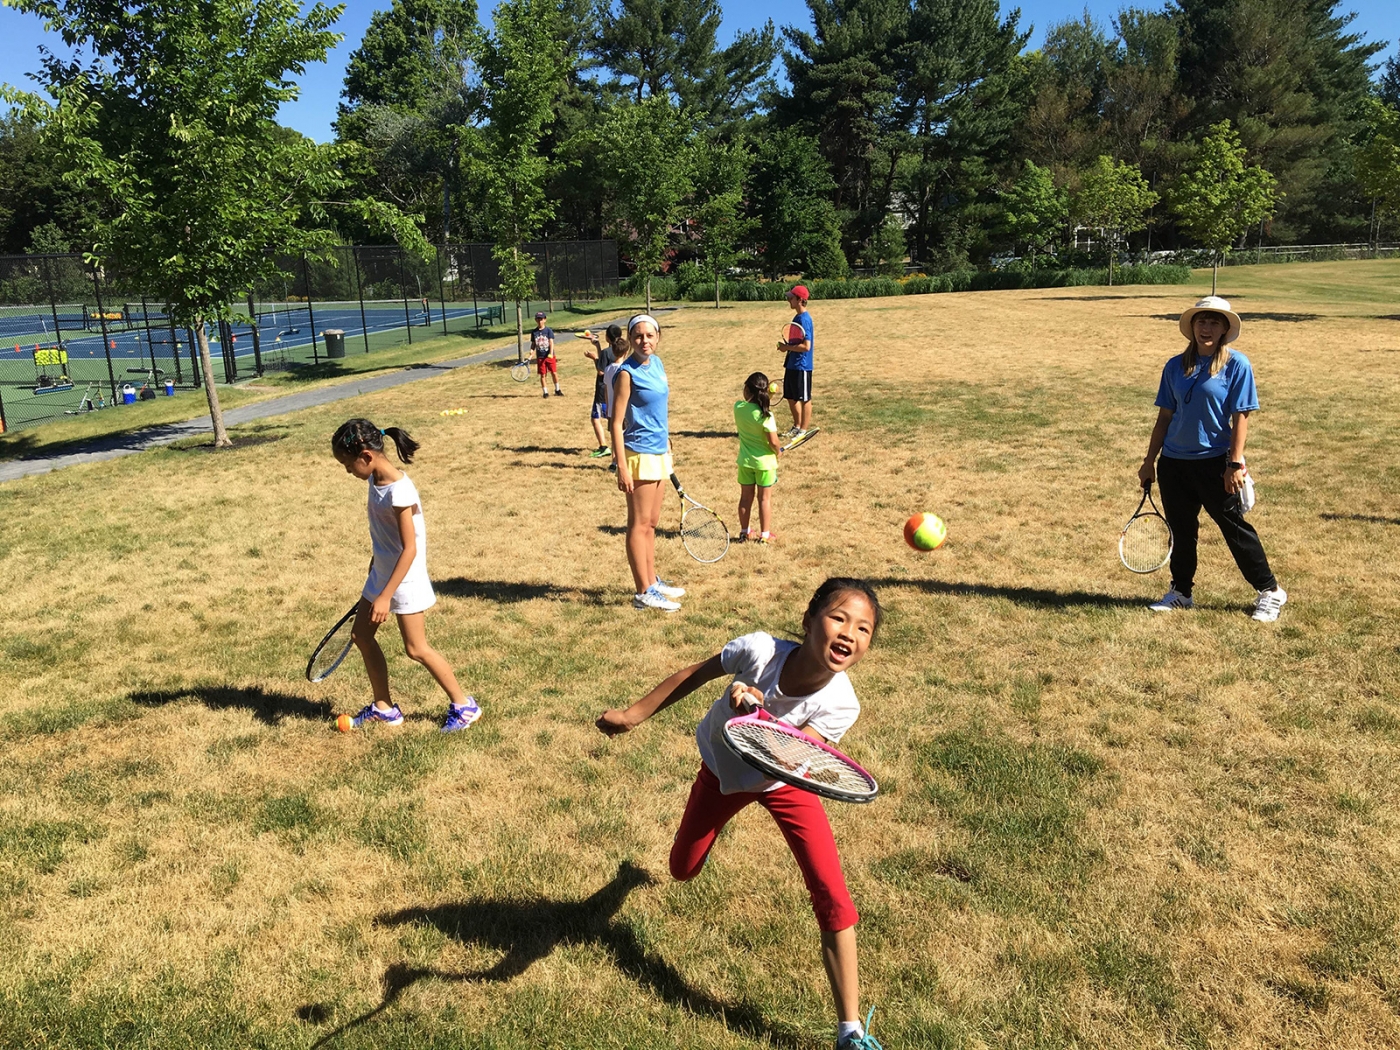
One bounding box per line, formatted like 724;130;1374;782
904;513;946;551
336;713;354;733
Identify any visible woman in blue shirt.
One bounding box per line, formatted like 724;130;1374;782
1137;296;1287;622
610;314;686;612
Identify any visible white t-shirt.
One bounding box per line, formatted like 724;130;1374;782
695;632;861;794
363;474;436;614
602;359;624;418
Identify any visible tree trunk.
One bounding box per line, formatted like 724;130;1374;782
1107;235;1115;287
1212;255;1219;296
714;270;720;309
515;301;524;362
646;275;652;314
194;322;232;448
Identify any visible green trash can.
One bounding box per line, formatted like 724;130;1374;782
323;328;346;359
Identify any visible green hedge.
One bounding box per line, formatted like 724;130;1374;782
670;264;1190;303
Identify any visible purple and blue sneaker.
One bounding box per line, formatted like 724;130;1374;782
440;696;482;734
351;702;404;728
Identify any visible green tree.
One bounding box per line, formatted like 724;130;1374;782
1002;159;1067;267
1355;99;1400;247
473;0;569;358
2;0;425;447
748;128;847;279
1073;155;1158;286
335;0;478;243
1171;121;1280;294
596;97;695;312
589;0;776;125
691;135;753;307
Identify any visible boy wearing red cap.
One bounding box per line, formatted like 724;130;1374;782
776;285;814;438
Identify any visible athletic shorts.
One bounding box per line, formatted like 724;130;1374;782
783;368;812;403
536;356;557;375
591;400;609;420
624;450;673;482
737;464;777;487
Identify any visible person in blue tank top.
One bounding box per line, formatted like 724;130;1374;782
609;314;686;612
1138;296;1287;622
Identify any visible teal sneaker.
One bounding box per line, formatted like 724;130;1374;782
836;1007;884;1050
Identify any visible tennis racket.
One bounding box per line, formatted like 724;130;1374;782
722;708;878;804
781;426;820;452
510;358;531;382
1119;481;1173;573
669;472;730;563
780;320;806;349
307;602;359;682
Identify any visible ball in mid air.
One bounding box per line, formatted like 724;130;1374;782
904;513;946;551
336;713;354;733
768;381;781;395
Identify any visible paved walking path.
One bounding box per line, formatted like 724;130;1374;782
0;343;525;484
0;312;661;484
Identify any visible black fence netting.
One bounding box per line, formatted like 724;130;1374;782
0;241;619;433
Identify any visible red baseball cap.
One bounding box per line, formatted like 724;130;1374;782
787;285;810;301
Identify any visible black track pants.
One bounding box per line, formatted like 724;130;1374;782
1156;454;1277;596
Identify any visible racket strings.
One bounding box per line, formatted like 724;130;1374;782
727;722;872;795
309;623;356;681
681;510;729;563
1121;513;1172;573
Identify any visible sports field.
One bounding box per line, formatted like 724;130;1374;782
1;260;1397;1049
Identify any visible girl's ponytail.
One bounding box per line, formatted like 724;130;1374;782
744;371;772;421
332;418;420;463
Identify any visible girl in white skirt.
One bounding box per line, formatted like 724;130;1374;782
332;418;480;733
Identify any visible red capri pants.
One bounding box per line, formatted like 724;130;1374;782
669;763;859;932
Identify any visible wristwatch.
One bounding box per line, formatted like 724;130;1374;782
1226;460;1245;470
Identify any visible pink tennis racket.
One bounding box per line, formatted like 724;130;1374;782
721;708;879;803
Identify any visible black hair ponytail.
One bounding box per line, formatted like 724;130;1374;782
331;418;421;463
744;371;772;421
804;577;883;642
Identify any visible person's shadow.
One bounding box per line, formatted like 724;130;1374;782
305;861;805;1047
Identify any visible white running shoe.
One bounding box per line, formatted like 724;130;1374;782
1149;589;1194;612
1251;587;1287;622
653;577;686;599
633;586;680;612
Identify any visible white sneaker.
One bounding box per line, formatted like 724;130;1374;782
1251;587;1287;622
1149;589;1194;612
633;586;680;612
653;577;686;599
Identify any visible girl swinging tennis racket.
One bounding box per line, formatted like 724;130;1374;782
595;577;886;1049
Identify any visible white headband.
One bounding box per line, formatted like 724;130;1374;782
628;313;659;333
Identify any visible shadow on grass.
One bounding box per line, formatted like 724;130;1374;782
1146;311;1319;324
433;577;611;604
1320;512;1400;526
128;685;331;725
673;430;735;440
870;576;1145;610
501;445;584;455
304;861;804;1049
597;523;680;539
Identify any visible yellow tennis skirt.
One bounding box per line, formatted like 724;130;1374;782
625;450;673;481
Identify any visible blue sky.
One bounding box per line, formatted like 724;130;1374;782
1;0;1395;143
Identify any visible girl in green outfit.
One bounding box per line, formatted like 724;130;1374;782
734;372;784;543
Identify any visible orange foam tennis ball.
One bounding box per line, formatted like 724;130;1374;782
904;513;947;551
336;713;353;733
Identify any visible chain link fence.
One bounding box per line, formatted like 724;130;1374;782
0;241;619;434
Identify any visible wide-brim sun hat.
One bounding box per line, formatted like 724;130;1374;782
1179;295;1241;343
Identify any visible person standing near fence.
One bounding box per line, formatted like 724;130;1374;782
532;312;561;399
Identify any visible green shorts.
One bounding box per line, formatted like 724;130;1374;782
737;464;777;487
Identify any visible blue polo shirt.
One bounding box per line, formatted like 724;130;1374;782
1154;350;1259;460
784;312;814;372
618;354;669;454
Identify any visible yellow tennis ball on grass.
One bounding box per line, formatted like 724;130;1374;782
904;513;946;551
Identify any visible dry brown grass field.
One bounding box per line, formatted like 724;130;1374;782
1;260;1397;1049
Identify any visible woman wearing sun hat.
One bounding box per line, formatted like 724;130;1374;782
1137;295;1287;622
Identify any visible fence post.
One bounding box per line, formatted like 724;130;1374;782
565;244;574;309
246;293;263;375
219;320;236;383
435;245;448;335
397;248;413;344
186;327;201;386
469;246;480;327
168;313;184;384
302;255;320;364
351;246;370;353
544;241;553;311
41;256;63;342
89;265;119;404
139;295;159;376
0;380;6;434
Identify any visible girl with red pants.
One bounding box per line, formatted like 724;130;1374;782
596;577;886;1050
